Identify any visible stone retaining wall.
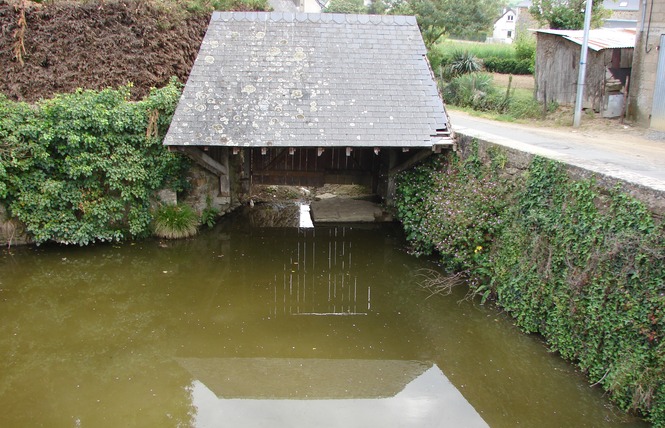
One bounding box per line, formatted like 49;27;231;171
0;203;31;246
456;134;665;219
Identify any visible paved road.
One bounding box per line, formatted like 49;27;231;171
449;110;665;192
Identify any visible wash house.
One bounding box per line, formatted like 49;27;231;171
163;12;454;210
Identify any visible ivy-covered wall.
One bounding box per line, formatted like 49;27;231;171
0;79;190;246
395;138;665;426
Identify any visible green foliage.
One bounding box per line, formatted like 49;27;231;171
153;203;198;239
483;57;533;75
430;40;534;79
529;0;610;30
431;41;516;68
503;89;555;119
443;73;548;119
181;0;271;13
0;79;190;245
443;72;502;110
443;50;483;79
200;196;220;228
388;0;502;47
396;151;665;425
391;0;448;47
395;141;513;281
323;0;367;13
492;158;665;424
513;31;536;62
394;157;440;256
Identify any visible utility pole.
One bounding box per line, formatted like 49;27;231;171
573;0;594;128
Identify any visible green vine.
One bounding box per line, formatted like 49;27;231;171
0;78;190;245
395;141;514;285
395;152;665;425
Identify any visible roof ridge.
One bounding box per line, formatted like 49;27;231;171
211;11;416;26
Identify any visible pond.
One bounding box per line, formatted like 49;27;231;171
0;208;648;427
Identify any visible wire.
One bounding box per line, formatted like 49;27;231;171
645;0;654;54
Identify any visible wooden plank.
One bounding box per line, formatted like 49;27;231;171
388;149;433;175
174;147;228;177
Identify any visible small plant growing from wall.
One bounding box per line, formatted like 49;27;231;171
200;196;220;229
153;204;198;239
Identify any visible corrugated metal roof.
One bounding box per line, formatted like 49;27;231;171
164;12;452;148
603;0;640;11
534;28;636;51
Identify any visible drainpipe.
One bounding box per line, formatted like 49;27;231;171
573;0;594;128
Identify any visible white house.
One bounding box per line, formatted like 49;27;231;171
490;8;517;44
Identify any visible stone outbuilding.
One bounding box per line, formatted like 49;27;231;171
163;12;454;210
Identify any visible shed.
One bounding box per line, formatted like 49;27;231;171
534;28;635;117
163;12;453;207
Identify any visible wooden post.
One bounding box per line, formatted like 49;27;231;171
542;81;548;119
219;147;230;197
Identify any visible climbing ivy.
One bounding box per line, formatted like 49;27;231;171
0;78;190;245
395;141;513;283
493;158;665;425
395;151;665;426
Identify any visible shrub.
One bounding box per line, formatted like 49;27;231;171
514;32;536;62
443;72;502;111
483;57;533;75
153;204;198;239
184;0;270;13
0;79;190;245
200;197;220;228
444;50;483;79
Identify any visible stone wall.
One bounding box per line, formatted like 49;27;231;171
180;163;233;215
456;134;665;219
628;0;665;128
0;203;31;246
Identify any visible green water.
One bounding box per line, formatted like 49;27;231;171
0;211;648;427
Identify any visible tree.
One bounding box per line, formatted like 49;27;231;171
323;0;367;13
529;0;610;30
382;0;502;47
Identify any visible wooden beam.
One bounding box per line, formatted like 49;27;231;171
174;147;228;177
389;149;433;176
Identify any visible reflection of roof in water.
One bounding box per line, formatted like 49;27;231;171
183;359;490;427
177;358;429;399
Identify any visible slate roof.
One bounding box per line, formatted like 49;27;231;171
164;12;452;148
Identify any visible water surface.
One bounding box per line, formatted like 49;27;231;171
0;212;648;427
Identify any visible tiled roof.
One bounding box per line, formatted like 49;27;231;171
164;12;451;148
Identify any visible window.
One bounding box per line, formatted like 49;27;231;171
507;30;513;38
507;14;514;21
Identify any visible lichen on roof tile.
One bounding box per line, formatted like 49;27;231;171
164;12;450;148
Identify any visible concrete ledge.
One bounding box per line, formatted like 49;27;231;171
311;198;393;223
